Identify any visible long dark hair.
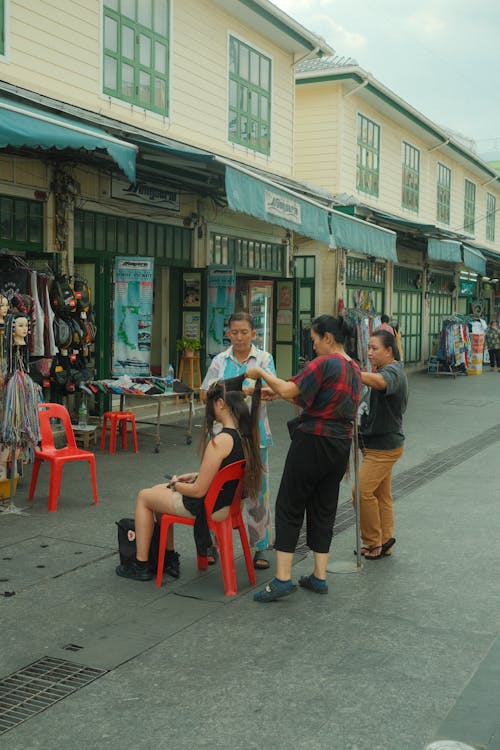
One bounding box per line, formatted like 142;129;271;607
371;329;400;360
199;379;263;499
312;314;355;350
4;312;29;375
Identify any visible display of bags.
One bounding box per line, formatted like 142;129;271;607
49;275;77;315
72;278;91;313
53;317;73;350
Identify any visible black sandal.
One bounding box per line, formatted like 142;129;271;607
207;546;218;566
363;545;383;560
381;538;396;556
253;551;270;570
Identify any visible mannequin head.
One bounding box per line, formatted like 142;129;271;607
12;315;29;345
0;295;9;323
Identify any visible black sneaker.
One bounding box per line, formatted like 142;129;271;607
116;559;153;581
164;550;180;578
298;574;328;594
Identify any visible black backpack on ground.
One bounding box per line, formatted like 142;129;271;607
116;518;174;573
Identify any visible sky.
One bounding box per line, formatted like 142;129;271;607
272;0;500;157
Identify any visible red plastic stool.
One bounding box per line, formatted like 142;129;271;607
100;411;138;454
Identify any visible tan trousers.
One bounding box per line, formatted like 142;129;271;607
353;446;404;549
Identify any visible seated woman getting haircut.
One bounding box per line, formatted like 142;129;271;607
116;378;263;581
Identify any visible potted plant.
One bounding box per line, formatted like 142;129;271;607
176;336;201;358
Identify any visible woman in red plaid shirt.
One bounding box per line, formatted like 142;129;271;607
247;315;361;602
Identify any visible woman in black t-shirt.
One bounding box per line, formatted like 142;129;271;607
116;380;263;581
356;329;408;560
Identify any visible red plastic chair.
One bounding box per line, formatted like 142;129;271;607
100;411;138;454
156;460;256;596
29;403;99;512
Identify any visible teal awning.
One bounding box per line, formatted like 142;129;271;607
225;165;397;260
427;238;462;263
329;210;397;262
225;164;329;244
0;97;137;182
462;244;486;275
133;136;214;162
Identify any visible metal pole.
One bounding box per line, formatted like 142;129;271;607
353;419;362;568
326;414;363;574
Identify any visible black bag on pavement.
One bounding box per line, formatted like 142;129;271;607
116;518;163;570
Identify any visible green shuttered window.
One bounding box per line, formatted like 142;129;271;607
436;162;451;225
401;142;419;212
210;233;284;275
463;179;476;234
228;36;271;155
486;192;496;243
0;196;43;249
356;114;380;197
74;210;191;265
103;0;169;115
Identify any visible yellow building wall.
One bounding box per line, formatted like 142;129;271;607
294;83;341;191
295;80;500;254
0;155;48;190
3;0;295;176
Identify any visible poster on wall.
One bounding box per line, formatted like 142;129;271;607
182;272;201;307
112;256;154;376
206;266;236;359
183;311;201;340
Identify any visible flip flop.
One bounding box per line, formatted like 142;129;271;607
353;547;370;557
381;537;396;556
363;545;383;560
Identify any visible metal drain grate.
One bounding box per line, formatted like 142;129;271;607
0;657;106;734
296;422;500;552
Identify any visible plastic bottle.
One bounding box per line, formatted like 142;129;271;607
78;400;88;428
166;364;174;393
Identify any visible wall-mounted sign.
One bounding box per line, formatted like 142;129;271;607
112;177;180;211
265;190;301;224
459;278;477;297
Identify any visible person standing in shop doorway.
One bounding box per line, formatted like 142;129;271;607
200;312;275;570
375;314;395;336
485;320;500;371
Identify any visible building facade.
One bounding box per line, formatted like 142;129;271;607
0;0;341;380
294;58;500;363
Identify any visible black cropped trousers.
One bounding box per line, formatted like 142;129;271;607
274;430;351;554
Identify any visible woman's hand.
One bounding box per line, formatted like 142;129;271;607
245;366;262;380
176;472;197;483
261;386;278;401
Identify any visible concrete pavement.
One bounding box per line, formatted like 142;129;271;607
1;368;500;749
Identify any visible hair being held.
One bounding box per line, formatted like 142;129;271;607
199;381;264;499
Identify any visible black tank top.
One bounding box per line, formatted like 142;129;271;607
182;428;244;516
